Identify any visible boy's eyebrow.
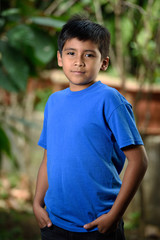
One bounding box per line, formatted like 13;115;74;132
63;48;97;53
63;48;76;51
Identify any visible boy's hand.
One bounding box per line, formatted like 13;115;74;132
33;204;52;229
83;212;118;234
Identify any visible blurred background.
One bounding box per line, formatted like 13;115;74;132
0;0;160;239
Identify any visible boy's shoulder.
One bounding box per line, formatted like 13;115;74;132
99;82;129;105
48;87;69;101
100;82;119;95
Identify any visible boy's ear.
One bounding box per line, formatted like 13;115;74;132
57;51;63;67
100;57;109;71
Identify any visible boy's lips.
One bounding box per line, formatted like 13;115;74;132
71;70;85;74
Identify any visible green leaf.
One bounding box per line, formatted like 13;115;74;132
7;24;35;51
31;28;55;65
29;17;65;29
152;0;160;19
16;0;39;17
136;29;151;47
0;41;29;91
0;124;19;169
0;67;18;92
154;68;160;84
0;18;5;29
35;88;52;111
1;8;21;17
7;25;55;66
0;127;12;157
147;40;156;52
122;17;134;47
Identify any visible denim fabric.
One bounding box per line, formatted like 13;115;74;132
40;219;126;240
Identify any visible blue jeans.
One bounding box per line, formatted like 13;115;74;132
40;220;125;240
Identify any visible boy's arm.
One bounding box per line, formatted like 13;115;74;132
84;145;148;233
33;149;52;228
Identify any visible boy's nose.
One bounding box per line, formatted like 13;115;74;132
74;57;85;67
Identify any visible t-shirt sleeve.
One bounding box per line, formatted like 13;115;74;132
108;103;143;149
38;101;48;149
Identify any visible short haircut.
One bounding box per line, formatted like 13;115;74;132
58;15;110;59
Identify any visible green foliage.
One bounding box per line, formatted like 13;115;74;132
30;16;65;28
0;1;66;167
124;211;140;230
0;110;39;170
0;126;19;169
1;8;21;17
7;24;35;50
0;190;9;199
0;41;29;91
0;209;40;240
121;17;134;53
0;210;24;240
0;227;23;240
29;28;55;66
0;126;12;158
8;173;20;188
155;68;160;84
129;0;160;83
0;3;64;92
6;23;56;67
35;88;53;111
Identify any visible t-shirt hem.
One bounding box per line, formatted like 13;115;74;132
50;219;98;233
46;207;98;233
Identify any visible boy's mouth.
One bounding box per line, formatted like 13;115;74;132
71;70;85;74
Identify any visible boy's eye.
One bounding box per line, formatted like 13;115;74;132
67;52;75;55
85;54;95;58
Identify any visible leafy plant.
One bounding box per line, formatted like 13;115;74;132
0;1;65;170
124;211;141;230
0;125;19;169
0;3;65;92
35;88;53;111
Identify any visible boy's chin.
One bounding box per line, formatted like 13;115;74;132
68;79;96;91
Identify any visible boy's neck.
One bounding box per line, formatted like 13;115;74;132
69;80;96;92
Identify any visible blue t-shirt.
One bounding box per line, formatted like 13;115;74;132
38;81;143;232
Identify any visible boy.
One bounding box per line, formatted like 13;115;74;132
33;15;148;240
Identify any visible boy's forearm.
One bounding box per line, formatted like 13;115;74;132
110;145;148;221
33;150;48;207
33;168;48;207
33;150;53;228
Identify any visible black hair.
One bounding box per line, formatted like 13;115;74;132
58;15;110;59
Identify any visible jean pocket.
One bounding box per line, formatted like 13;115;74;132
40;226;48;231
96;230;116;240
40;225;54;231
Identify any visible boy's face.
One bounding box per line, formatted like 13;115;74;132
57;38;109;91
